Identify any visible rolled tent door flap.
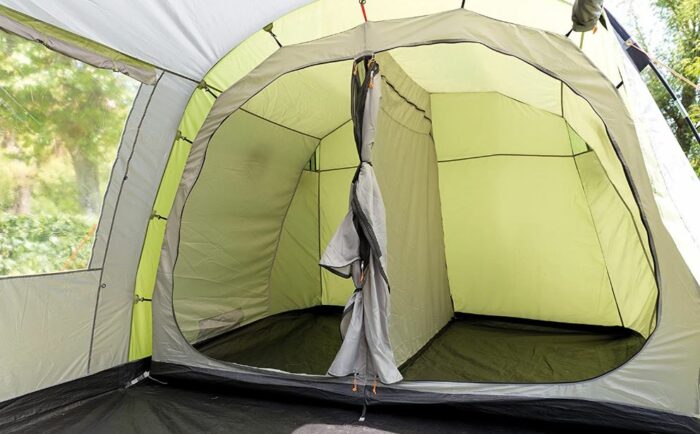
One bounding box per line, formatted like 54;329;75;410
320;57;402;385
571;0;605;32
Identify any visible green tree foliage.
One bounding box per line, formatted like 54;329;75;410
640;0;700;176
0;31;138;214
0;214;92;276
0;31;137;275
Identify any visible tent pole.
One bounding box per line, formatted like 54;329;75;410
647;62;700;146
607;10;700;148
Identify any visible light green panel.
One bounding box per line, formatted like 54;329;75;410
173;110;318;341
562;86;653;264
179;91;216;141
575;152;657;337
440;156;621;327
268;171;322;315
568;124;589;155
319;168;355;306
243;60;352;138
373;74;453;365
206;30;279;92
431;93;571;162
318;121;356;170
129;138;190;360
391;43;562;115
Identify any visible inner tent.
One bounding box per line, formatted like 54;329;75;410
172;43;658;383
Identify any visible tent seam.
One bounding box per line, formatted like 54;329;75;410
262;160;317;317
567;123;625;328
238;107;322;140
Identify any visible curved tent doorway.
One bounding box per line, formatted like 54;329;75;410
170;42;656;383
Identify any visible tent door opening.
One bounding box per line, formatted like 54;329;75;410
171;43;657;383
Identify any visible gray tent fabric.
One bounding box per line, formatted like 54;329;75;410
571;0;604;32
320;59;402;385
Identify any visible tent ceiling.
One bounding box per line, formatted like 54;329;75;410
0;0;579;81
390;44;562;115
0;0;310;80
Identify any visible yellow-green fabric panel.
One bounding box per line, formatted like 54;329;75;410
568;124;589;155
318;121;356;171
242;60;352;138
271;0;570;49
439;156;621;327
129;218;166;360
432;92;571;162
575;23;623;87
273;0;363;47
378;52;431;118
378;76;432;135
319;168;355;306
129;138;191;360
128;299;153;361
206;30;279;93
179;91;215;144
575;152;657;337
391;44;562;115
268;170;322;315
373;72;452;366
173;110;318;341
563;86;653;264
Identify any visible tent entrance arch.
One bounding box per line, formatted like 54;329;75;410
168;40;657;384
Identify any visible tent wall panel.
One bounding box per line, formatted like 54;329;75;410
562;86;652;263
438;156;621;327
172;110;318;342
0;270;100;402
318;168;355;306
392;44;562;116
373;54;453;365
617;43;700;285
91;73;196;373
143;8;699;422
431;92;571;161
206;30;279;95
318;121;356;171
179;91;217;148
574;151;657;336
267;170;322;315
91;83;155;268
130;136;192;360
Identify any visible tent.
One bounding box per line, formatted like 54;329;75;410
1;0;698;431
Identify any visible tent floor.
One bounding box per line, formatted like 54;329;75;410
7;379;619;433
196;307;645;383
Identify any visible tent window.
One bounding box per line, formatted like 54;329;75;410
0;31;139;277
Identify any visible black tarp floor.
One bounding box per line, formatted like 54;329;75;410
196;307;645;383
7;379;632;433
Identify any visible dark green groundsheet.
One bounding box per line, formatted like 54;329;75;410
196;307;343;375
400;315;646;383
196;308;645;383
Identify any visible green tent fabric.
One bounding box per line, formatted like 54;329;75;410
168;44;657;365
1;2;699;430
